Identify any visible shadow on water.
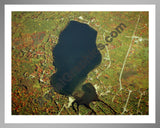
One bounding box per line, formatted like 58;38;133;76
50;21;116;114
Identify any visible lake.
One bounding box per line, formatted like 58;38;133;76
50;20;102;96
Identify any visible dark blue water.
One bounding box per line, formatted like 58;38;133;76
50;21;102;96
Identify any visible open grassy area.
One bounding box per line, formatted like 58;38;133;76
12;11;148;115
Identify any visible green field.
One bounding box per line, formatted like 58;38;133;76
12;11;149;115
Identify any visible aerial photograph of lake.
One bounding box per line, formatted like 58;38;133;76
11;11;149;115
